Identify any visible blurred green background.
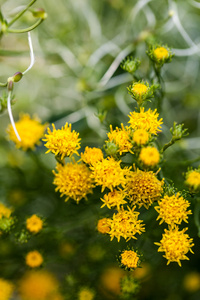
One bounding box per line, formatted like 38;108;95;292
0;0;200;299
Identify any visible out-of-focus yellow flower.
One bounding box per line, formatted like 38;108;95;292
133;129;150;145
81;147;103;165
100;267;125;296
139;146;160;167
53;162;94;203
97;218;111;234
0;203;12;219
7;113;46;151
185;169;200;191
126;168;164;209
128;107;163;135
155;193;192;226
25;251;43;268
18;270;60;300
155;226;194;267
0;278;14;300
78;287;95;300
43;123;81;159
183;272;200;292
26;215;43;234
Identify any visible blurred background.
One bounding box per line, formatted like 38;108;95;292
0;0;200;299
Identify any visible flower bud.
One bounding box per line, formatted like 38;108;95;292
12;72;23;82
31;8;47;19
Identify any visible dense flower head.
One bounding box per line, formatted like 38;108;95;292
125;168;164;209
132;83;148;96
153;46;169;60
155;226;194;266
26;215;43;234
185;169;200;191
25;251;43;268
108;206;145;242
18;270;60;300
139;146;160;167
128;107;163;135
81;147;104;165
106;124;133;155
78;287;95;300
97;218;111;234
43;123;81;159
100;189;127;210
133;129;150;145
120;250;140;270
90;157;128;192
7;113;46;151
0;278;14;300
155;193;192;226
53;162;94;203
0;203;12;219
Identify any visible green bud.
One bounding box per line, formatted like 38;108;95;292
12;72;23;82
0;217;14;232
104;141;118;157
15;229;30;244
120;57;141;74
31;8;48;19
170;122;188;141
7;80;14;91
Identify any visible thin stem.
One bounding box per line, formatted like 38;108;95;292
7;18;43;34
7;0;37;28
23;32;35;75
160;139;175;153
7;91;21;141
0;82;7;87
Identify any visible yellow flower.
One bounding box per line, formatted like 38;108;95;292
120;250;140;269
139;146;160;167
18;270;59;300
133;129;150;145
128;107;163;135
7;113;46;151
25;251;43;268
183;272;200;292
125;168;164;209
132;83;148;96
100;189;127;210
43;123;81;159
155;193;192;226
106;124;133;155
153;47;169;60
81;147;104;165
0;203;12;219
26;215;43;234
185;169;200;191
78;287;95;300
108;206;145;242
90;157;128;192
53;162;94;203
0;278;14;300
100;267;125;296
97;218;111;234
155;226;194;267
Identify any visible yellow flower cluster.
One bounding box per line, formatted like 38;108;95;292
26;215;43;234
25;250;43;268
139;146;160;167
108;206;145;242
185;168;200;191
53;162;94;203
120;250;140;269
7;113;46;151
155;193;192;226
155;226;194;266
81;147;103;165
100;189;127;210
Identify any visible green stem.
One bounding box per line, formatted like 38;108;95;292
0;82;7;87
7;0;37;28
160;139;176;154
7;18;43;33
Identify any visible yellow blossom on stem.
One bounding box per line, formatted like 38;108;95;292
106;124;133;155
139;146;160;167
0;203;12;219
125;168;164;209
132;83;148;96
155;226;194;267
81;146;104;165
128;107;163;135
100;189;127;210
108;206;145;242
7;113;46;151
120;250;140;270
185;169;200;191
90;157;128;192
26;215;43;234
18;270;59;300
155;193;192;226
43;123;81;159
53;162;94;203
153;47;169;61
0;278;14;300
133;129;150;145
97;218;111;234
25;250;43;268
78;287;95;300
